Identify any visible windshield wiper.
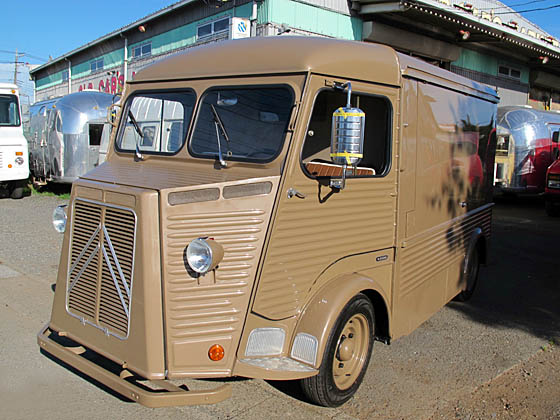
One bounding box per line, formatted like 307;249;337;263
210;104;230;168
128;109;144;161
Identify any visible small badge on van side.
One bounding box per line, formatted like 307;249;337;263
376;255;389;262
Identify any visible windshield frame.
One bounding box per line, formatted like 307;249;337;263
188;84;295;165
114;88;197;156
0;94;21;127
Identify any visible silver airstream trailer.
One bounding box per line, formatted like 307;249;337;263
494;106;560;195
27;91;116;184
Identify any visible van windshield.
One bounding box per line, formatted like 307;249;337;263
0;94;21;126
117;90;196;154
190;86;294;163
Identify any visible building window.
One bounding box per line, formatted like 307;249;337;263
90;58;104;73
197;16;230;40
498;65;521;80
62;70;69;82
132;42;152;59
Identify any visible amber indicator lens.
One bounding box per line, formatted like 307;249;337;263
208;344;225;361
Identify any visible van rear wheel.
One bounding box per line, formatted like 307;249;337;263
456;246;480;302
300;294;374;407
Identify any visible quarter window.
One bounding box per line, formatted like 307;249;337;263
302;89;391;178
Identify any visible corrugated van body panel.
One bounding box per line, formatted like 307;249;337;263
398;205;492;298
160;178;279;376
253;176;397;320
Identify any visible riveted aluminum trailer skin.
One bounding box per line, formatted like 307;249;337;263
27;91;116;184
39;36;498;407
494;106;560;195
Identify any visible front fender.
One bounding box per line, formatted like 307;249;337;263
292;272;390;369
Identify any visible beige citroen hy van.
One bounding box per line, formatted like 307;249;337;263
38;36;498;408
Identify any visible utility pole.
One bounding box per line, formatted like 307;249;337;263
14;48;19;85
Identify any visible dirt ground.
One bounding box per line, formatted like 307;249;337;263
430;343;560;420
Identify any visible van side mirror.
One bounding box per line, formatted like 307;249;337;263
553;131;559;143
330;82;365;190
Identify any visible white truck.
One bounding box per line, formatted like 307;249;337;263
0;83;29;198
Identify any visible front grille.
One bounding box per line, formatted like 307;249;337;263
66;199;136;339
0;151;3;169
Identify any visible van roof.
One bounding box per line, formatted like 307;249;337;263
133;36;401;86
133;36;498;103
0;82;19;92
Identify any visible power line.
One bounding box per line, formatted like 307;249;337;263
493;3;560;14
0;49;47;62
478;0;555;11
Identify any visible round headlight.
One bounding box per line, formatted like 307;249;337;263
52;205;67;234
186;238;224;274
15;156;24;165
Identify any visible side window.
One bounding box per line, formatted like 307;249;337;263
302;89;391;178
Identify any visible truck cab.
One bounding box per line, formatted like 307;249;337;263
0;83;29;198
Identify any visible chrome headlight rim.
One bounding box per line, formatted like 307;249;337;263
52;204;68;234
186;237;224;274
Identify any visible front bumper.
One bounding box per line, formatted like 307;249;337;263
37;324;232;407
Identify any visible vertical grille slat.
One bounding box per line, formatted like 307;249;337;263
66;199;136;339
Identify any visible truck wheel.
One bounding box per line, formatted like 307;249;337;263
456;246;480;302
545;200;559;217
9;181;25;199
301;294;374;407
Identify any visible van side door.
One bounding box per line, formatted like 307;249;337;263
252;76;399;321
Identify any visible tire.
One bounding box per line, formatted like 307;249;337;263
456;246;480;302
300;294;374;407
9;180;25;199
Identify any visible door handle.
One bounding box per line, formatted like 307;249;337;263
287;188;306;199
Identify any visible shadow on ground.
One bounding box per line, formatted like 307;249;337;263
449;196;560;341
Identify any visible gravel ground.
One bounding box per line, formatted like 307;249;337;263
0;192;558;419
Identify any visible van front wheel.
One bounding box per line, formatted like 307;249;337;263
301;294;374;407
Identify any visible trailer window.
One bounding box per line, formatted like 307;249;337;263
190;86;294;163
117;90;195;155
302;89;391;178
89;124;104;146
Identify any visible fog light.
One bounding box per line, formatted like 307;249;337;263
186;238;224;274
208;344;225;361
52;205;67;233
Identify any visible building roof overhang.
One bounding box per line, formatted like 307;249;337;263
355;0;560;73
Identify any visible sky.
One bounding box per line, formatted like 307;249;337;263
1;0;559;104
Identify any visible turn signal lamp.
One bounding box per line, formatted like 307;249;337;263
15;152;23;156
208;344;225;361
